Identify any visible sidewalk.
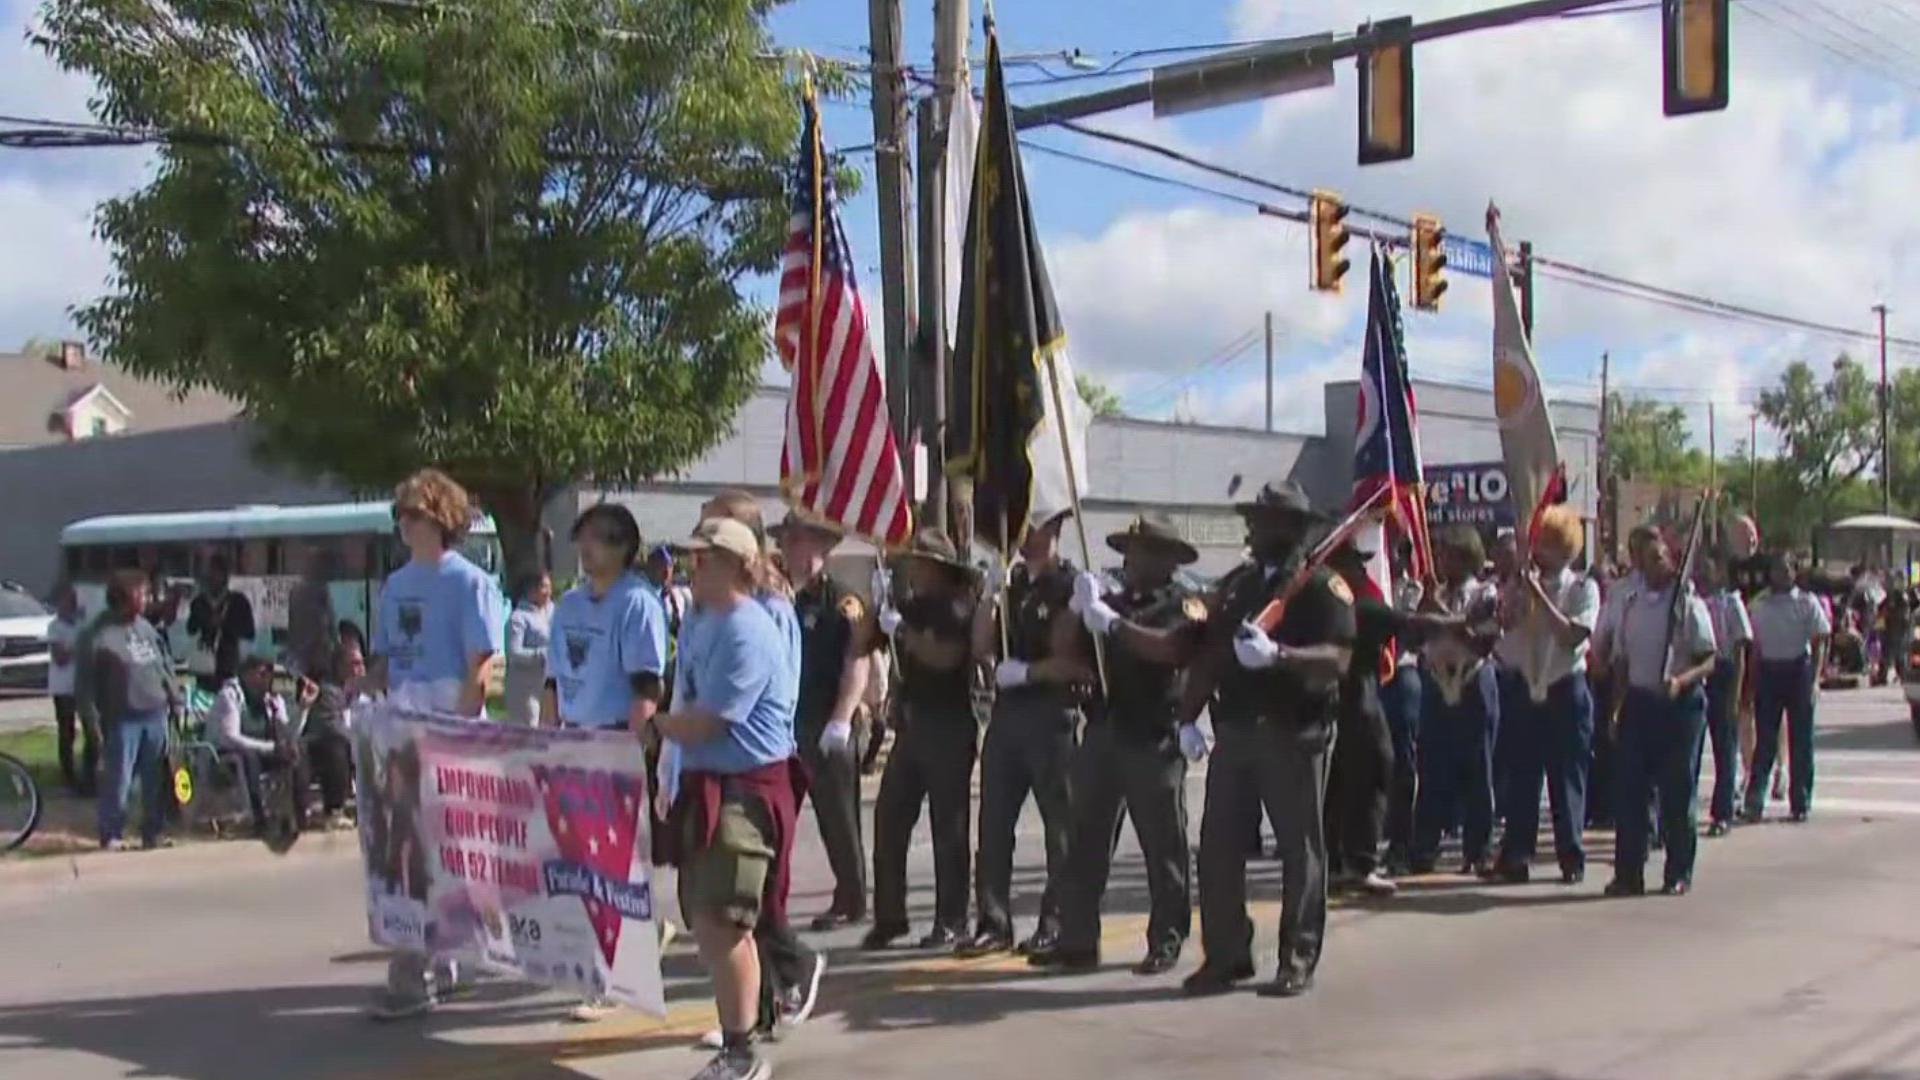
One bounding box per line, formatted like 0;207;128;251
0;693;50;735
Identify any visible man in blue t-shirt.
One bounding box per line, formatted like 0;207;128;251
371;474;503;718
545;505;669;732
653;516;797;1080
366;468;504;1022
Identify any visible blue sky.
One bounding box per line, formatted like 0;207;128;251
5;0;1920;451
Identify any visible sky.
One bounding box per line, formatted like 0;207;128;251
5;0;1920;453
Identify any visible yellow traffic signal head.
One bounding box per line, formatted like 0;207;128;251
1310;191;1352;293
1411;214;1448;312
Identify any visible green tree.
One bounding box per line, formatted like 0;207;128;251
40;0;807;581
1756;355;1880;547
1604;394;1706;485
1886;367;1920;513
1075;372;1124;419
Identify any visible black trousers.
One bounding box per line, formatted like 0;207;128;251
798;716;868;918
230;748;306;828
305;730;354;814
1059;722;1190;953
1325;702;1392;877
1197;720;1331;980
1381;666;1421;858
55;694;97;795
974;691;1076;940
872;704;977;934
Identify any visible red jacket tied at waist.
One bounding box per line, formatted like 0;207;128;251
662;756;808;925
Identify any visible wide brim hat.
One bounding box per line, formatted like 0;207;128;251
894;528;975;574
1234;477;1331;522
767;509;846;545
1106;514;1199;566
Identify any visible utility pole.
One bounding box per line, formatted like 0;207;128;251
919;0;969;535
1598;350;1610;560
1264;310;1275;432
867;0;914;454
1876;303;1891;514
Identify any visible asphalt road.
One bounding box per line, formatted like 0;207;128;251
5;686;1920;1080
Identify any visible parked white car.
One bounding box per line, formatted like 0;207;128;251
0;585;53;691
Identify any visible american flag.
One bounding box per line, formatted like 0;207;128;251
774;95;912;546
1351;244;1435;582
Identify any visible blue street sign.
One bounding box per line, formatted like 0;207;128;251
1444;235;1494;279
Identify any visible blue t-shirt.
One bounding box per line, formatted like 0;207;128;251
675;596;797;775
374;551;504;688
757;592;804;724
547;572;668;729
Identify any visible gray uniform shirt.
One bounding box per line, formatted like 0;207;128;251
83;616;180;723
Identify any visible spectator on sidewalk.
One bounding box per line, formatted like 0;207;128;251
296;638;366;829
80;570;182;851
209;655;308;834
47;581;95;797
504;572;553;726
187;556;256;695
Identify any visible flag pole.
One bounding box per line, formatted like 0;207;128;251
1039;349;1109;697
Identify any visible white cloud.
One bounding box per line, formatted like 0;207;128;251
1039;0;1920;435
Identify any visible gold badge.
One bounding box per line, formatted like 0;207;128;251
1327;576;1354;605
1181;596;1209;623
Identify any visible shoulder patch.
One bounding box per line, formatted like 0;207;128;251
1326;576;1354;605
1181;595;1209;623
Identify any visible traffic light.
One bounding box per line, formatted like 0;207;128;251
1411;214;1447;312
1357;17;1415;165
1664;0;1729;116
1309;191;1352;293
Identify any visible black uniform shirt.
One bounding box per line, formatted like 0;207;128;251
1005;560;1077;663
795;574;862;729
897;591;975;713
1210;561;1357;734
1098;577;1205;746
1342;595;1402;724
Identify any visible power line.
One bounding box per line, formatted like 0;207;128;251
1037;122;1920;354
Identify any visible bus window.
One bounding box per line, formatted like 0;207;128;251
338;538;371;579
65;548;83;578
111;546;140;570
159;544;192;577
459;536;501;576
238;539;271;576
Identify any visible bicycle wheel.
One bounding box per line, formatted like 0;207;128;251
0;752;41;853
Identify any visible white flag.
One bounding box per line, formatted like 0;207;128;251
943;84;979;350
1487;202;1561;554
1027;348;1093;528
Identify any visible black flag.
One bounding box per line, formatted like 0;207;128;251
944;27;1089;554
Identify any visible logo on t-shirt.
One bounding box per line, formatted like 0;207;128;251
397;601;423;640
565;632;591;670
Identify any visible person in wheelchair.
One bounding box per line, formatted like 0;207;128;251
209;654;309;834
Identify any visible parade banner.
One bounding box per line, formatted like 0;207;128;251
353;702;665;1016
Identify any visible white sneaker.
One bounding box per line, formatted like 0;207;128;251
658;919;680;951
569;998;619;1023
782;952;826;1027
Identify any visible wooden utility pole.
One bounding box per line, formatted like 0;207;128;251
867;0;914;452
1264;310;1275;432
917;0;969;534
1877;303;1891;514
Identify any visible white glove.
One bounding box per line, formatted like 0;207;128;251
995;659;1030;689
870;566;892;604
1082;599;1121;636
1234;623;1281;670
877;607;904;636
984;557;1009;596
819;719;853;756
1069;571;1103;615
1177;723;1210;762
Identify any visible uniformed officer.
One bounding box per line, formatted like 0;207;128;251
1607;530;1717;897
1409;526;1502;876
1178;478;1354;999
769;510;873;931
1743;552;1830;825
1696;555;1751;837
863;529;981;951
1323;531;1402;898
1027;514;1203;976
965;509;1092;957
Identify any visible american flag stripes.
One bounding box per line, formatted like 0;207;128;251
774;93;913;547
1351;244;1435;582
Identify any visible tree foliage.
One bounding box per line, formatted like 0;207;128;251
40;0;809;579
1604;394;1707;485
1753;356;1879;545
1075;372;1124;419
